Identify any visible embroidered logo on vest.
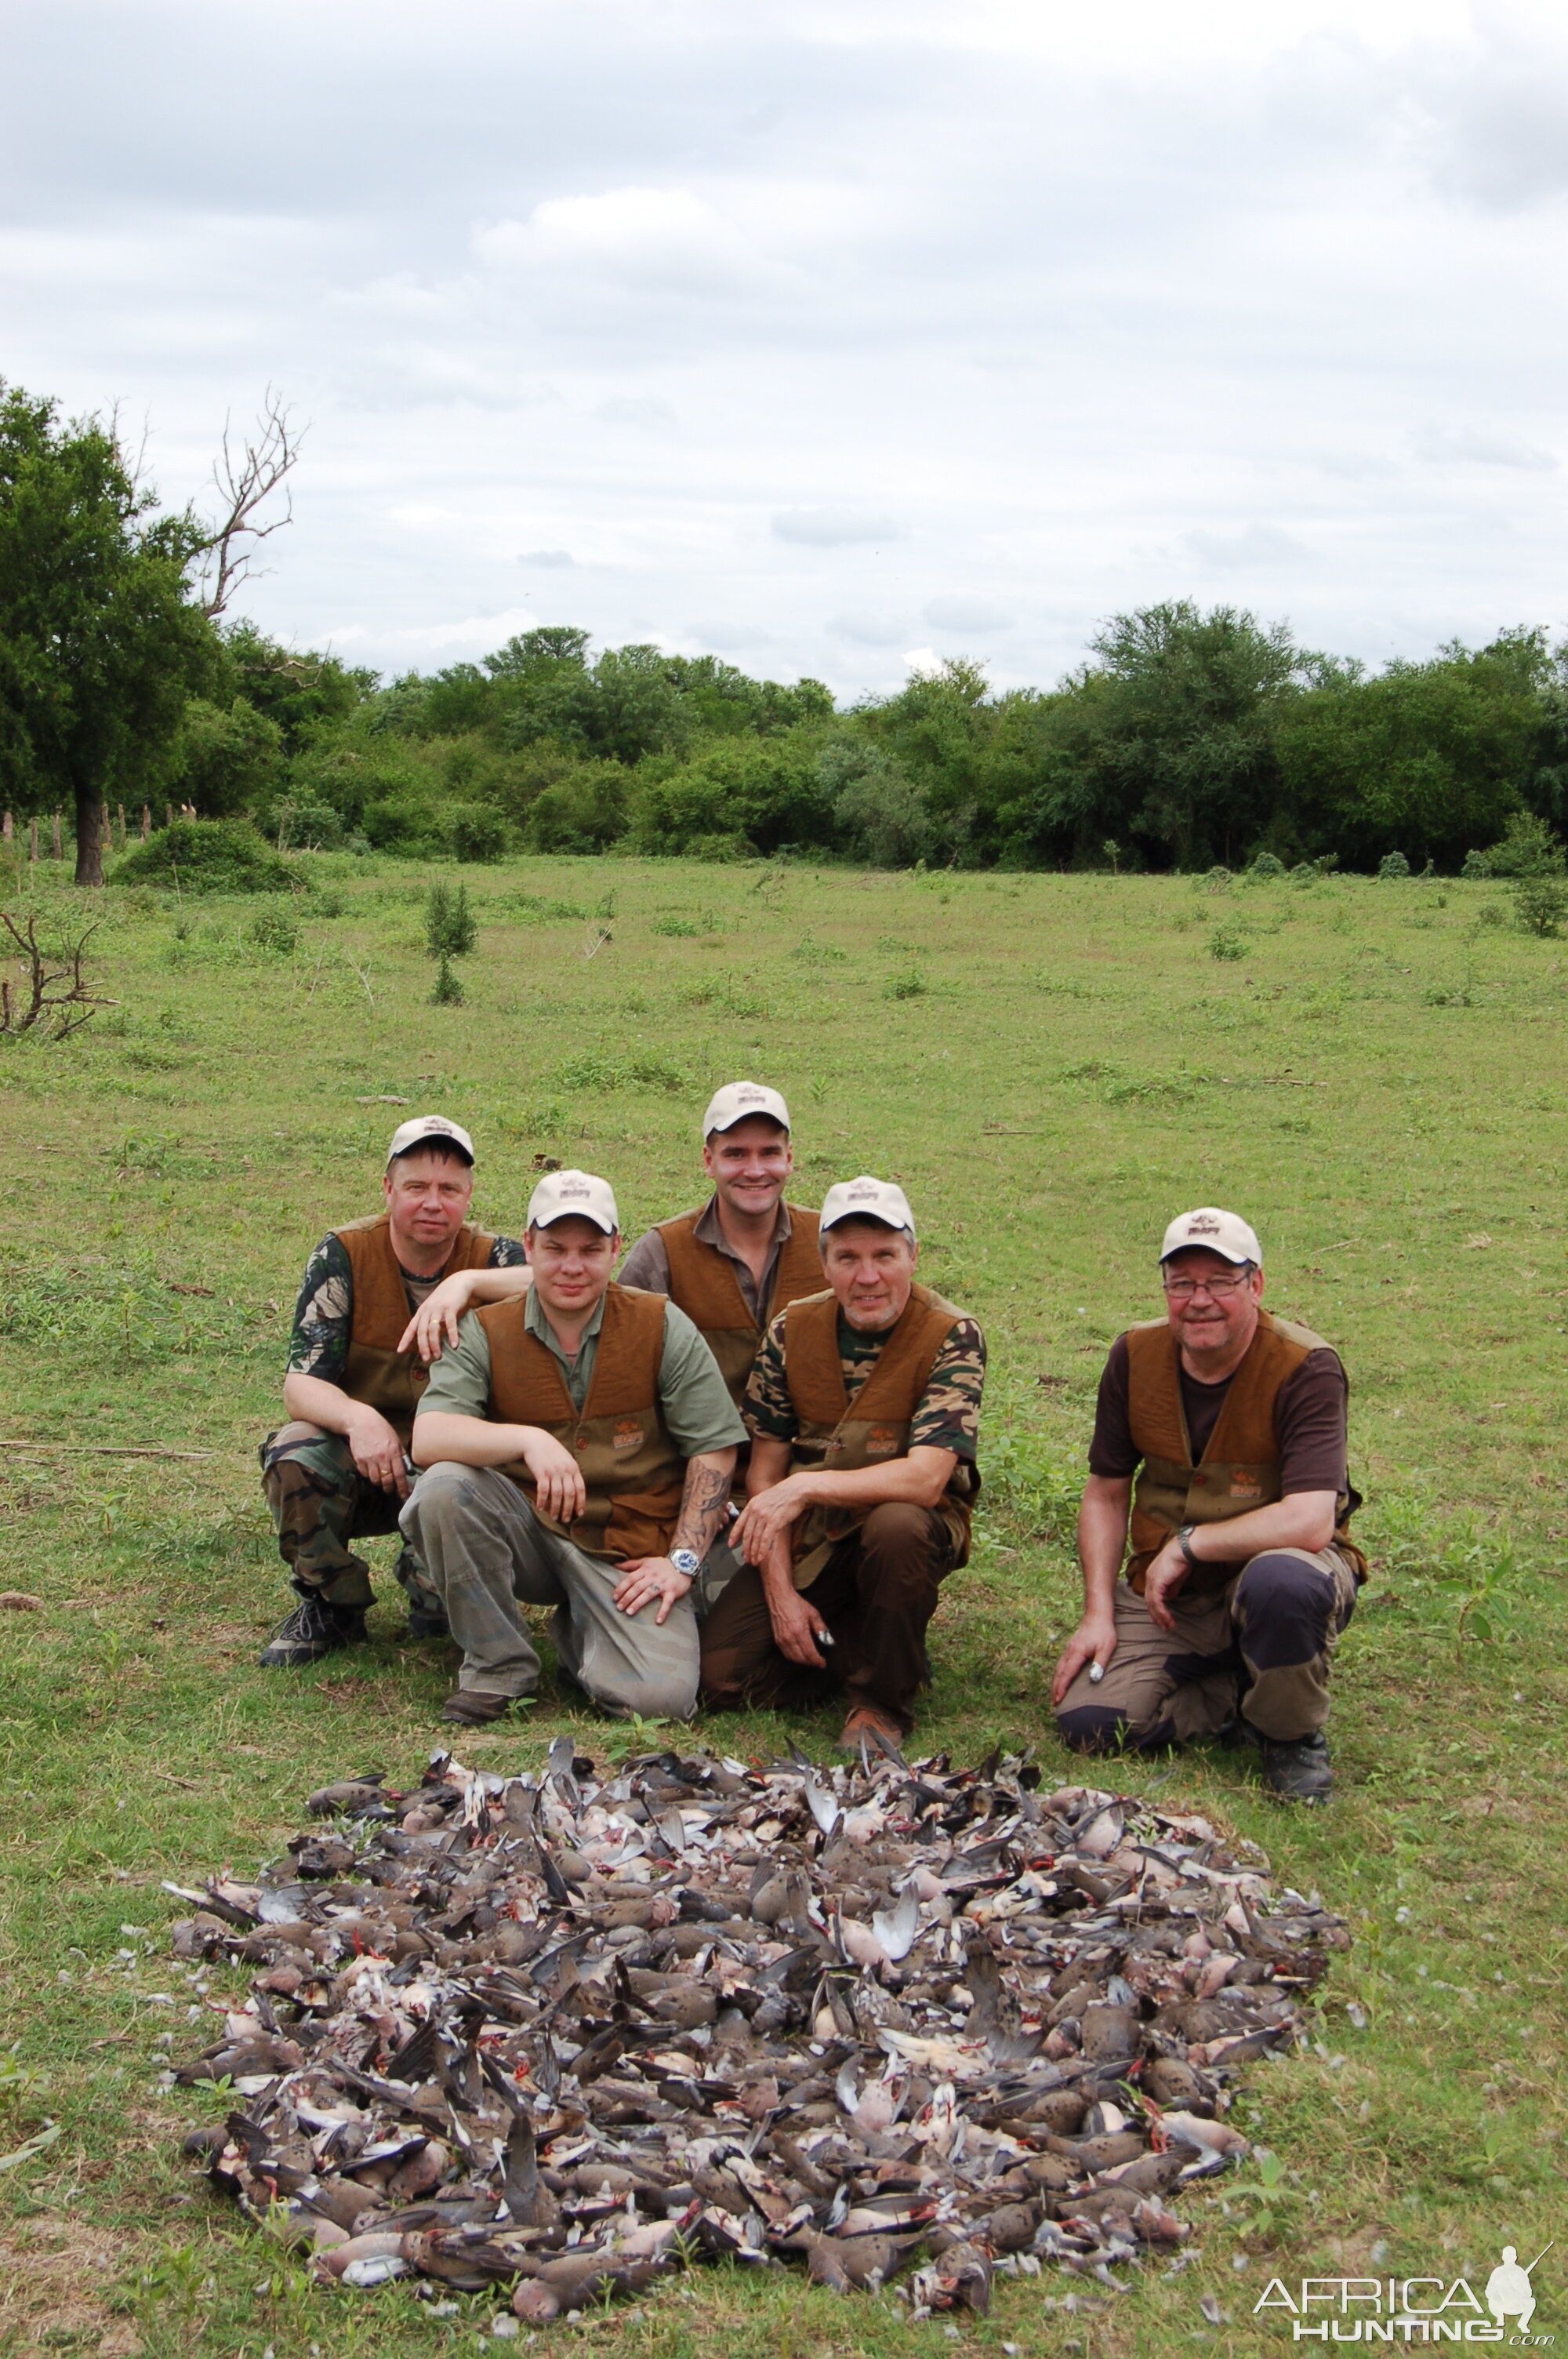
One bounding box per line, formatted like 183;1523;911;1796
612;1418;646;1452
1230;1472;1264;1500
866;1425;902;1456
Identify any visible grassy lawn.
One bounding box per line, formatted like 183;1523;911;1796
0;852;1563;2358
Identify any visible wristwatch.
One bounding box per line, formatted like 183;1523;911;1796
670;1549;702;1580
1174;1524;1201;1569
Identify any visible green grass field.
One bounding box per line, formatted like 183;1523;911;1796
1;852;1564;2358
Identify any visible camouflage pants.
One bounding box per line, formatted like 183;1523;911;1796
260;1423;440;1617
1054;1545;1359;1750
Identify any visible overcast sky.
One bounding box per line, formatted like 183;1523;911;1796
5;0;1567;696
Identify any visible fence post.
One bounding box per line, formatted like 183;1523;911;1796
116;802;126;849
29;817;38;862
141;805;151;842
51;809;63;859
1;811;11;844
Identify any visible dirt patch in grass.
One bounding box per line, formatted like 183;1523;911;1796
0;2213;143;2355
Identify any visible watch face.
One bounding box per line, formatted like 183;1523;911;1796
670;1550;700;1576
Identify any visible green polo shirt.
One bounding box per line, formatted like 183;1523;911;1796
416;1285;746;1459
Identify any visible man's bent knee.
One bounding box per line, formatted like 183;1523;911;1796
1236;1550;1335;1669
1056;1704;1174;1755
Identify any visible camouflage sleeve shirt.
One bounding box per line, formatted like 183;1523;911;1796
745;1309;986;1460
286;1231;529;1383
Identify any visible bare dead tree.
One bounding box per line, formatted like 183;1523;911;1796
0;913;116;1039
193;387;306;619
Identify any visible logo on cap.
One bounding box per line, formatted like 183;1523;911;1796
848;1180;880;1201
560;1179;590;1198
1186;1213;1221;1236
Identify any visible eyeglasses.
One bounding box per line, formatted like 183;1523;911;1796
1163;1270;1252;1301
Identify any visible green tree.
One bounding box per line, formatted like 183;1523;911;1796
1276;634;1541;867
0;382;217;882
173;694;284;816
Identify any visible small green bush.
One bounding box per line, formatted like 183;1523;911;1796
111;819;300;896
1485;810;1564;879
426;881;477;961
1513;874;1568;937
1377;851;1411;879
430;952;465;1005
652;914;702;938
1461;849;1492;878
247;905;299;956
1209;922;1247;961
883;965;929;999
446;805;506;863
1247;851;1287;881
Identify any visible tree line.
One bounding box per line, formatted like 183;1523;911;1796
3;376;1566;880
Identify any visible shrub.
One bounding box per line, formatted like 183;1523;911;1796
1377;850;1411;879
430;952;465;1005
274;796;347;851
522;764;629;853
1513;874;1568;937
883;965;929;999
111;819;301;896
1209;921;1247;960
247;904;299;956
1247;851;1287;880
445;804;506;862
1483;809;1564;878
426;881;477;960
1461;849;1492;878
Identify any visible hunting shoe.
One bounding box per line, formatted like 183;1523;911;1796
441;1688;517;1726
259;1594;368;1669
1259;1728;1333;1805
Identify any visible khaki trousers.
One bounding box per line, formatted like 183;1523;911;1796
1054;1544;1359;1750
401;1462;699;1720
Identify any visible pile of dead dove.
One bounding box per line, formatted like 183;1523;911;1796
165;1739;1348;2321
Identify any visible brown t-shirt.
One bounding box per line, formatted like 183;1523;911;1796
1088;1332;1348;1495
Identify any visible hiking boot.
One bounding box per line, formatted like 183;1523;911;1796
441;1688;517;1725
1261;1728;1333;1805
259;1594;368;1668
405;1600;450;1641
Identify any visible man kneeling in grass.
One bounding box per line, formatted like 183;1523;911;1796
699;1178;985;1754
405;1170;745;1726
259;1116;528;1668
1051;1207;1365;1805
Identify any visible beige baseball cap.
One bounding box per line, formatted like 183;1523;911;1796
527;1168;620;1234
387;1115;474;1166
702;1079;791;1138
820;1175;916;1238
1160;1206;1262;1267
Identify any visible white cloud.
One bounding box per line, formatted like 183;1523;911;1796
922;594;1014;631
1410;427;1557;471
1185;524;1318;569
827;611;910;645
774;511;906;547
7;0;1568;692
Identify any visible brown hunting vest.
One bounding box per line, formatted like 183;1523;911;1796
336;1213;495;1447
477;1283;685;1563
656;1201;824;1405
1125;1309;1364;1591
779;1281;978;1590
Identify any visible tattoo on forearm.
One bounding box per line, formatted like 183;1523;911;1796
672;1460;732;1560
